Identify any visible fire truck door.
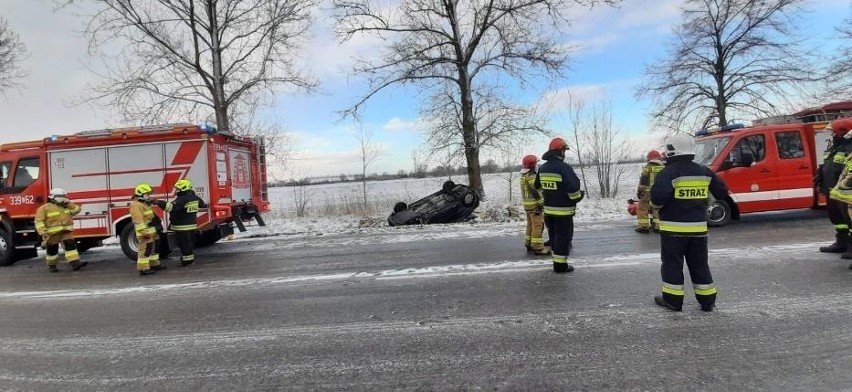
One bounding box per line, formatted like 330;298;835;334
49;149;111;236
773;129;816;209
0;155;44;218
724;133;779;213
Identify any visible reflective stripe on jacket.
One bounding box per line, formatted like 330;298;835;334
519;172;543;210
535;150;582;216
167;190;207;231
130;200;157;238
638;162;664;192
650;155;728;236
35;202;80;235
830;154;852;204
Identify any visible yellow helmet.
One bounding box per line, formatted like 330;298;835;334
174;179;193;192
134;183;153;197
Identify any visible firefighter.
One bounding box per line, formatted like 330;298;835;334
815;119;852;255
535;137;584;273
34;188;88;272
636;149;664;233
131;183;165;276
825;118;852;268
155;179;207;266
520;155;549;255
650;134;728;312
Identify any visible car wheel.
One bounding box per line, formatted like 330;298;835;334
442;180;455;192
461;191;478;207
393;202;408;213
708;199;732;227
0;229;13;266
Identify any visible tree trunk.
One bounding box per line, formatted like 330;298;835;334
207;0;230;133
458;69;484;197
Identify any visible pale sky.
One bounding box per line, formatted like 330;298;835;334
0;0;847;179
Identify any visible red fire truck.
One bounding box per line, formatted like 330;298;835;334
0;123;269;265
695;101;852;226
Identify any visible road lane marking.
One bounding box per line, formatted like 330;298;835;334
0;241;828;300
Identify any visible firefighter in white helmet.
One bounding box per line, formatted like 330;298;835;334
650;134;728;312
34;188;88;272
130;183;165;276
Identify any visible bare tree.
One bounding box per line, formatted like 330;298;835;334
355;125;381;212
500;145;523;204
820;9;852;101
636;0;812;130
581;101;630;198
0;16;26;92
333;0;617;195
563;93;589;192
73;0;317;133
229;96;293;175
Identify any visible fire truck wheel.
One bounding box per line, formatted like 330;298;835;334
119;224;140;261
196;229;222;247
0;229;15;266
708;199;732;227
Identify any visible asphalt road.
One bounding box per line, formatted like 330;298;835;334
0;209;850;391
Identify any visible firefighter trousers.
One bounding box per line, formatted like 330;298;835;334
136;234;161;271
544;214;574;265
827;198;850;234
524;209;545;251
175;230;196;265
636;196;659;229
660;234;716;309
44;232;79;266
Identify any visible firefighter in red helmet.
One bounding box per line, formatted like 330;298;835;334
535;137;584;273
519;154;549;255
635;149;664;233
824;118;852;268
815;118;852;257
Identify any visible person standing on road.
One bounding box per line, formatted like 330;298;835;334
635;149;664;233
34;188;87;272
815;119;852;256
535;138;584;273
520;155;549;256
131;183;165;276
651;134;728;312
154;179;207;266
824;118;852;269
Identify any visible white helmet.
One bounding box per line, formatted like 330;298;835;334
49;188;68;203
664;134;695;158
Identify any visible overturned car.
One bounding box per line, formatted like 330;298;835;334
387;180;480;226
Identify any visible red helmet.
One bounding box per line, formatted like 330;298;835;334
829;118;852;137
549;137;568;151
646;150;662;161
627;200;638;216
522;155;538;169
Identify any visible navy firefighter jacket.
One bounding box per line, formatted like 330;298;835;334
534;149;583;216
650;155;728;236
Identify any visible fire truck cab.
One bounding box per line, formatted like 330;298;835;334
0;123;269;266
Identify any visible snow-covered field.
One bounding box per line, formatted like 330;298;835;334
238;164;643;237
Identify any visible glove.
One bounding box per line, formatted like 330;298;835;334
152;199;168;209
574;190;585;203
40;235;48;249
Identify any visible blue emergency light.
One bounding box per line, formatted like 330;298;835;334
198;123;217;134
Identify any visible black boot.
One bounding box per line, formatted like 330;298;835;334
48;265;58;273
543;240;552;247
654;295;682;311
820;231;848;253
635;227;650;233
139;269;156;276
150;265;168;271
552;262;574;273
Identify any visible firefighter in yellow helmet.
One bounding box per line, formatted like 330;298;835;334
34;188;87;272
130;183;165;275
635;149;664;233
519;155;549;255
153;179;207;266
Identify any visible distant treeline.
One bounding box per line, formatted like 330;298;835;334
272;157;646;187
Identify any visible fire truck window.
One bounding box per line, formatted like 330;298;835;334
731;135;766;163
13;158;39;189
0;161;10;188
775;131;805;159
